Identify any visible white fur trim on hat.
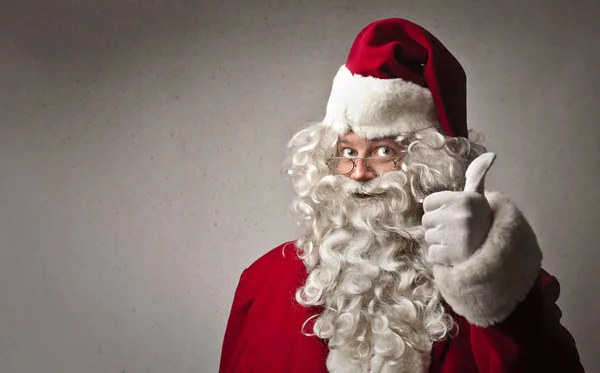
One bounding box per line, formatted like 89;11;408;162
323;65;440;139
432;191;543;327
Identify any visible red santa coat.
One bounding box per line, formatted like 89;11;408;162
220;243;583;373
220;194;584;372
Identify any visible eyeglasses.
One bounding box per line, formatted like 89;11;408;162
326;155;404;175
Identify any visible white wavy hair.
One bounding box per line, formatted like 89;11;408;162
284;122;486;364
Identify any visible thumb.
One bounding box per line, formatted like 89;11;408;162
463;152;497;194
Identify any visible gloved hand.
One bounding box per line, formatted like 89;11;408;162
422;153;497;266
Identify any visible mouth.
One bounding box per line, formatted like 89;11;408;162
355;193;373;199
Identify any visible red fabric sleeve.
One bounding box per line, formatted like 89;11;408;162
219;269;253;373
469;269;584;373
217;244;330;373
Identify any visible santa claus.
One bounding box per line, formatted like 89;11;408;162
219;18;584;373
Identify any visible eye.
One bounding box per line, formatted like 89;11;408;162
375;146;395;158
341;148;357;158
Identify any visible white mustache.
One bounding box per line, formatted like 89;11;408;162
339;172;407;196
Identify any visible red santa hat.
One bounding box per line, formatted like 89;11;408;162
323;18;468;139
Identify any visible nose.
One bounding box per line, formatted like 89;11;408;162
350;158;377;182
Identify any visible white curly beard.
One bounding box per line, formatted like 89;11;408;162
296;171;451;370
285;124;482;370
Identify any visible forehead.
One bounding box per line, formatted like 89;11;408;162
338;131;398;145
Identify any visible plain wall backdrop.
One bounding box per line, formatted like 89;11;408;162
1;0;598;372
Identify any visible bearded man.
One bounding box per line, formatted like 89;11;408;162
219;18;584;373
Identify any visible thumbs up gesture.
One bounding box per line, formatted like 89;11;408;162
422;153;497;266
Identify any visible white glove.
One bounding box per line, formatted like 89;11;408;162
422;153;497;266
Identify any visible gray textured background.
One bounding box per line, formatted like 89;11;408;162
1;0;598;372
